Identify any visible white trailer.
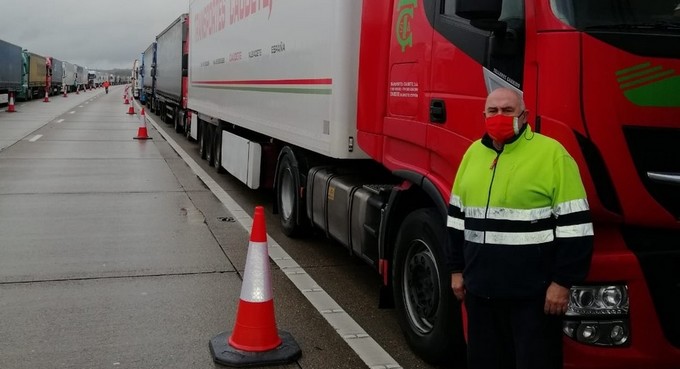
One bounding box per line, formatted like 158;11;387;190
187;0;366;169
62;61;76;92
75;65;89;90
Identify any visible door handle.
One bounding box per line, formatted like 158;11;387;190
430;99;446;124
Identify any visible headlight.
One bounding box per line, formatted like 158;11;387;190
563;320;630;346
567;285;629;315
563;284;630;347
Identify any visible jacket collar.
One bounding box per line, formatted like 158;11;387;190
481;124;531;153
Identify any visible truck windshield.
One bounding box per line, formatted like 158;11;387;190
550;0;680;31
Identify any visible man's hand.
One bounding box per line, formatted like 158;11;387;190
545;282;570;315
451;273;465;301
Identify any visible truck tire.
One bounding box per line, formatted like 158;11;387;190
213;129;225;173
199;121;207;159
392;208;466;367
185;116;192;140
206;125;215;166
276;152;303;237
174;108;184;134
160;104;166;123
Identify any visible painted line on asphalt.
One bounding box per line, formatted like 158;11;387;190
69;111;76;114
139;102;403;369
29;135;42;142
56;119;65;123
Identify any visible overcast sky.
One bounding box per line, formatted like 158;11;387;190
0;0;191;71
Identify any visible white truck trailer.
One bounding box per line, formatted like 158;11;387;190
62;61;77;92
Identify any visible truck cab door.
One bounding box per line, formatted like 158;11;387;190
426;0;527;189
382;0;437;175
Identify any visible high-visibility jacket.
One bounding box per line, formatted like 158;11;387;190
446;125;593;298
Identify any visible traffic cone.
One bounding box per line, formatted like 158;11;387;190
209;206;301;367
133;112;152;140
6;91;16;112
62;86;68;97
43;90;50;102
127;104;135;115
140;108;146;117
124;96;129;105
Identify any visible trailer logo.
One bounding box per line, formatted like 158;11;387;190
230;0;273;25
396;0;417;52
194;0;227;42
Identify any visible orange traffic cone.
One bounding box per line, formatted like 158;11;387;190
127;105;135;115
6;91;16;112
140;108;146;117
133;114;152;140
63;86;68;97
209;206;301;366
43;90;50;102
124;96;129;105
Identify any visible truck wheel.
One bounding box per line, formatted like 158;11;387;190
213;129;225;173
276;153;303;237
160;104;166;123
174;109;184;134
199;121;207;159
392;208;466;367
185;116;192;140
206;125;215;166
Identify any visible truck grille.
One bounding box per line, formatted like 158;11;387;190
623;226;680;348
622;126;680;219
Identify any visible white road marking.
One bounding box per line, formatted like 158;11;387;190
56;119;65;123
29;135;42;142
140;103;402;369
69;111;76;114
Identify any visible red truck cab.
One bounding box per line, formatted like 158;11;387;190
357;0;680;367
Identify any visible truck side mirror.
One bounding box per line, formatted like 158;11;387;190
455;0;502;20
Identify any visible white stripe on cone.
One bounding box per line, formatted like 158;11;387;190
240;241;273;302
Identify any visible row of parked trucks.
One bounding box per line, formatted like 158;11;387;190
0;38;118;104
134;0;680;367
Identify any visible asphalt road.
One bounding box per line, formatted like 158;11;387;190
0;86;451;369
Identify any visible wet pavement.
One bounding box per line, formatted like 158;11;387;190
0;86;367;369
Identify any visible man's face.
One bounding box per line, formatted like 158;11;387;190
484;90;522;118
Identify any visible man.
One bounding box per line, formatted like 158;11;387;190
103;79;110;94
446;88;593;369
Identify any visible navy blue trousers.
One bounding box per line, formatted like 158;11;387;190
465;293;563;369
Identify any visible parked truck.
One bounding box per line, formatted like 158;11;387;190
49;57;63;96
154;0;680;367
62;61;77;92
0;38;22;106
141;42;157;107
18;51;48;100
152;14;188;131
75;65;88;91
131;58;140;98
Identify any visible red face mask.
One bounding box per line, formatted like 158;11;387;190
485;112;523;144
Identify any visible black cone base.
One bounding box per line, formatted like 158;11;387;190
209;330;301;367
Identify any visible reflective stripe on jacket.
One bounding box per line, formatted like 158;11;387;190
446;125;593;298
